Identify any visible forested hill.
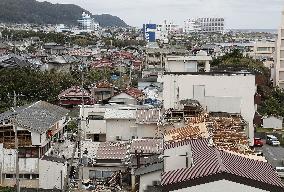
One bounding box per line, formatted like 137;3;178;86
0;0;128;27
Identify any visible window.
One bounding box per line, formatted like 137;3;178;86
24;174;30;179
18;148;39;158
31;174;39;179
5;174;14;179
102;171;113;178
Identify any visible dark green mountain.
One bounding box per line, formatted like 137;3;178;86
0;0;128;27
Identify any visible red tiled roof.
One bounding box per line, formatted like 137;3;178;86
58;86;91;98
162;139;284;189
125;87;144;99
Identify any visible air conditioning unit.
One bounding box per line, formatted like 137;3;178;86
132;136;138;140
116;136;122;141
153;180;161;186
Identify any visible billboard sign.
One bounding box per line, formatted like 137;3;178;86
143;24;156;42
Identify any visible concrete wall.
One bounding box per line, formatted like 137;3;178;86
136;124;157;138
139;171;161;192
2;179;38;188
87;119;107;134
106;120;157;141
165;60;198;73
263;116;283;129
39;159;67;190
106;119;137;141
0;144;39;188
159;74;256;145
172;179;269;192
0;146;38;173
164;144;192;172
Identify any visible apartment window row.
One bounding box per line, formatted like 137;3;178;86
89;170;113;179
18;148;39;158
4;174;39;180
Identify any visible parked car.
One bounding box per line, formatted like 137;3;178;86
276;167;284;178
254;138;263;147
266;135;281;146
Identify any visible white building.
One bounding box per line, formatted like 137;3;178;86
156;20;180;40
274;9;284;89
77;12;99;33
262;116;283;129
80;105;160;142
165;53;212;73
158;73;256;145
245;41;276;61
0;101;69;189
184;18;225;33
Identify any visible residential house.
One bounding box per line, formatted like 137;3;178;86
161;139;284;192
109;88;144;105
43;43;66;55
58;86;95;107
90;80;115;104
45;55;79;72
0;101;69;189
158;72;257;146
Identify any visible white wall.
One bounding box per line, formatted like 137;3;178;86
39;159;67;190
263;116;283;129
164;144;192;172
0;146;38;173
136;124;157;138
87;119;107;134
106;119;137;141
172;179;269;192
139;171;161;192
159;74;256;145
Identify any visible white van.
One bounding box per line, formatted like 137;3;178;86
266;135;280;146
276;167;284;178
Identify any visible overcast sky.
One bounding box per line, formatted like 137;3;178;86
38;0;284;29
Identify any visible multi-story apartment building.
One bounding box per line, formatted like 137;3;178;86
77;12;99;32
184;17;225;33
274;10;284;89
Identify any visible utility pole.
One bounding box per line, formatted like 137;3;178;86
78;63;85;190
13;91;20;192
129;61;132;86
63;118;81;192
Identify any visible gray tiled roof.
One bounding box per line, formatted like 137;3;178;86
0;101;69;133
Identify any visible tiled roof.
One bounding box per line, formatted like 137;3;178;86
164;123;208;142
0;101;69;133
125;87;144;99
131;139;163;154
136;109;161;124
162;139;284;190
95;80;113;88
58;86;91;99
96;142;129;160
